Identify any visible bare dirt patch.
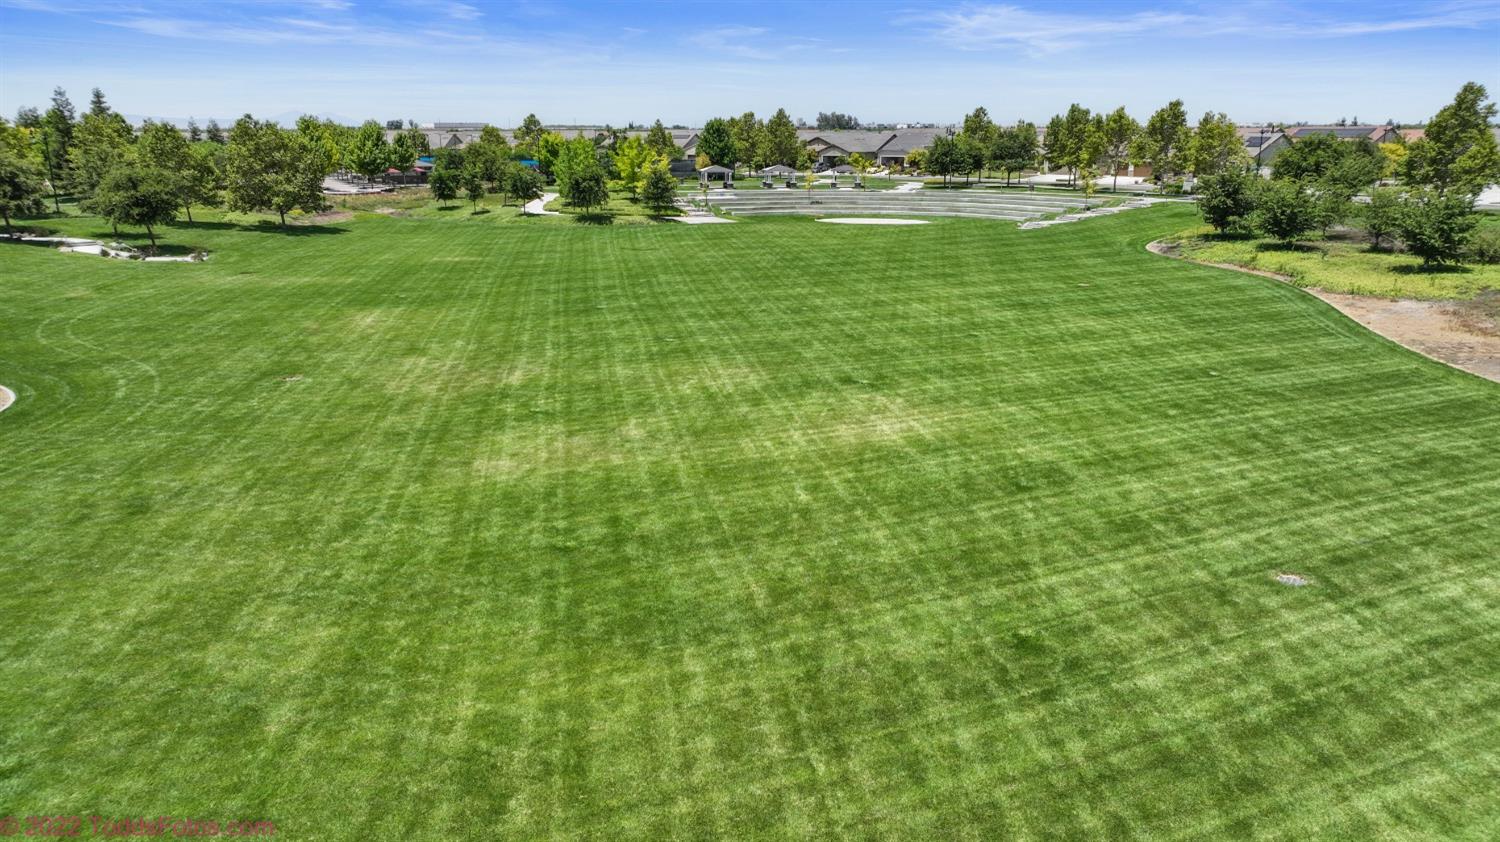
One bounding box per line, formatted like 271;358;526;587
1307;291;1500;383
300;211;353;225
1149;241;1500;384
0;384;14;413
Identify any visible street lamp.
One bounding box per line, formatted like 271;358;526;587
1255;123;1273;175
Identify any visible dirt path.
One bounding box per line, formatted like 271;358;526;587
0;385;14;414
1147;241;1500;384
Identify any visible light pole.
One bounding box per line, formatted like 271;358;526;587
1255;123;1272;176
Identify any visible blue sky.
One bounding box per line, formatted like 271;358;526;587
1;0;1496;127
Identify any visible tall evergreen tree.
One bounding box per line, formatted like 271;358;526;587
644;120;678;160
764;109;800;168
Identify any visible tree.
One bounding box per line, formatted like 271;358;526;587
1041;105;1091;185
1323;140;1383;194
730;112;765;170
532;131;566;180
991;122;1038;186
462;163;486;210
0;150;47;232
87;87;111;118
697;117;737;168
399;124;429;156
644;120;678;160
187;118;202;143
205;119;225;144
1362;187;1402;250
1198;171;1257;233
1401;82;1500;199
388;130;419;174
1313;187;1352;235
567;168;609;214
904;147;928;173
1253;180;1317;243
180;143;224;222
90;166;179;249
515;113;546;149
1396;189;1479;266
1079;114;1108;193
429;166;458;207
399;126;432;157
509;167;544;214
763;109;801;167
296;116;344;174
955;134;986;183
928;134;961;184
1378;142;1406;180
640;158;677;213
138;120;214;221
848;152;872;175
1189;111;1245;177
554;136;598;200
816;112;860;130
960;107;997;179
1099;107;1139;191
1133;99;1190;185
1274;132;1360;182
614;135;652;198
345;120;391;182
67;109;134;197
41;87;76;187
463;125;511;195
223;115;328;226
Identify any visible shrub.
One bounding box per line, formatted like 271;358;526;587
1362;188;1403;250
1467;225;1500;264
1253;180;1317;243
1196;171;1257;233
1396;190;1479;267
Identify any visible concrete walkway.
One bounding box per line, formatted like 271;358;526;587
8;235;202;262
523;192;560;216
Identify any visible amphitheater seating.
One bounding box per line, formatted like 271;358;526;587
706;188;1094;222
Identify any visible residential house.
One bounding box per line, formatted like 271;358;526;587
1284;124;1399;144
1237;126;1291;172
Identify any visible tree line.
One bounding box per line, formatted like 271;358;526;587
1194;82;1499;266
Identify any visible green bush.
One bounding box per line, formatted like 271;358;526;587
1396;190;1479;267
1196;171;1257;233
1362;188;1403;250
1253;180;1317;243
1468;224;1500;264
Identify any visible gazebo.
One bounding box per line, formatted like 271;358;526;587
698;164;733;187
757;165;796;177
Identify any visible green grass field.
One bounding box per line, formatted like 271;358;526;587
2;203;1498;839
1172;216;1500;300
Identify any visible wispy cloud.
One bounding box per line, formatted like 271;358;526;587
929;5;1193;54
929;1;1500;54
